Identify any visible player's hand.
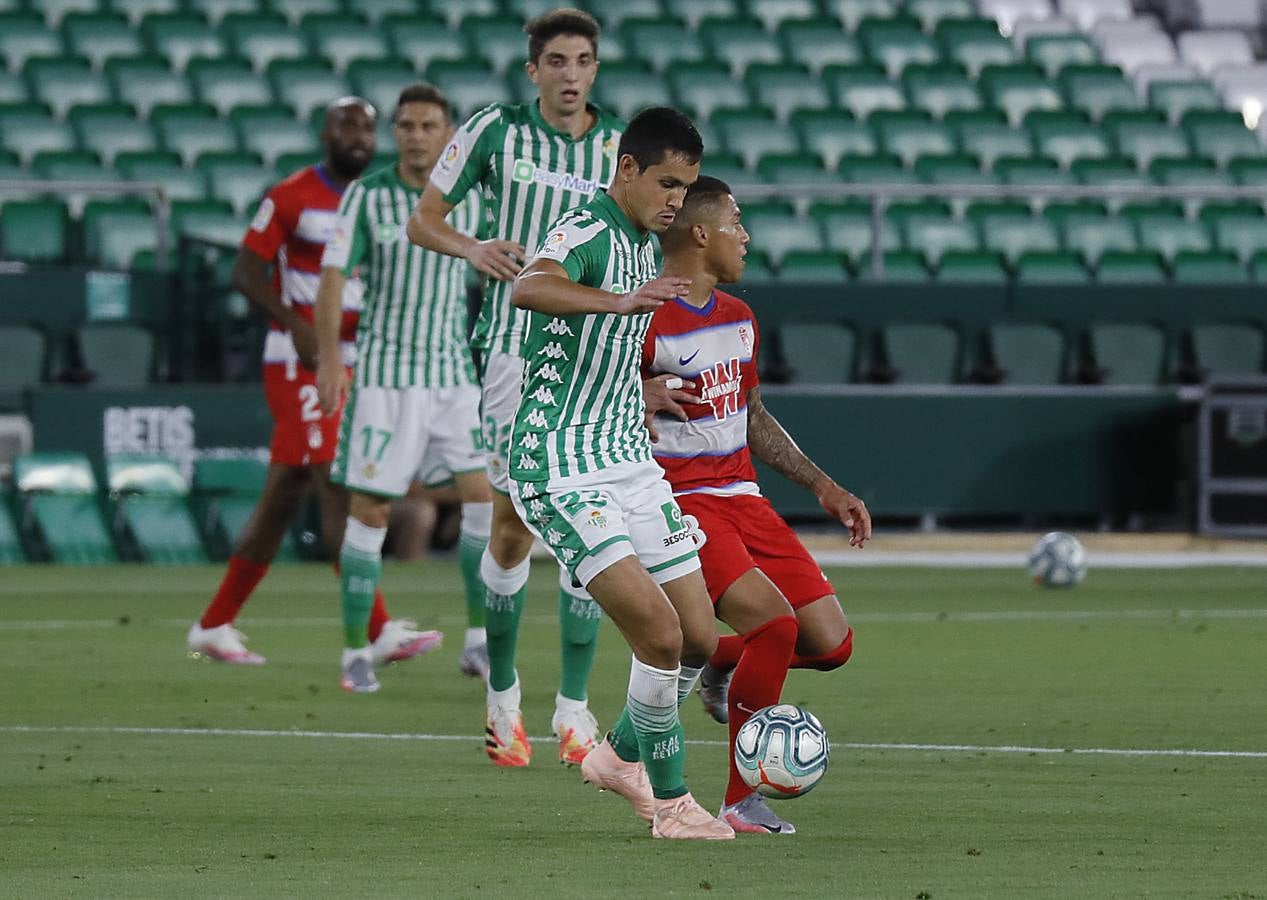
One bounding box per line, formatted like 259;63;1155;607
316;356;349;417
291;319;319;370
466;239;525;282
816;481;872;548
642;374;702;443
615;276;691;316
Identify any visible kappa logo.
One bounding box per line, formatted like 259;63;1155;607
517;453;538;470
560;547;577;562
529;386;557;405
538;342;568;360
518;432;540;450
529;498;546;516
543;317;574;336
546;528;565;545
535;363;563;383
525;408;549;428
698;357;742;421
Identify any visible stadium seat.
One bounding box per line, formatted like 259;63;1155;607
189;58;274;115
715;109;799;168
0;15;66;72
107;58;194;117
64;12;145;70
1148;80;1221;125
113;0;182;25
0;71;28;104
989;323;1066;384
75;109;159;165
936;18;1016;77
778;322;856;382
999;155;1070;187
1026;32;1098;76
155;105;239;164
188;0;264;25
904;0;975;33
38;0;106;27
838;152;918;183
1188;118;1263;169
106;455;207;564
201;158;273;215
224;15;308;73
0;325;47;409
749;63;832;120
983;65;1065;127
26;56;112;118
0;200;69;263
346;58;415;119
593;62;671;120
306;16;391;73
585;0;667;29
14;453;117;564
747;0;819;31
778;251;850;281
1087;322;1167;384
144;14;226;72
1062;65;1140;121
1095;250;1167;283
903;64;982;118
699;18;787;76
935;250;1008;282
621;18;707;72
793;111;877;168
875;112;954;166
1150;157;1231;190
859;17;940;78
270;60;351;120
1030;116;1111;169
1211;214;1267;264
1099;30;1176;76
857;249;928;280
234;109;319;167
1176;30;1254;77
1133;214;1211;266
779;19;862;72
880;322;961;383
743;210;824;265
669;62;752;121
1189;323;1265;377
1060;212;1136;264
1172;250;1250;283
425;61;506;121
264;0;343;24
757;152;836;183
902;213;980;265
79;322;155;383
382;14;467;70
1071;156;1146;188
461;15;529;75
981;212;1060;265
833;0;901;33
1015;250;1091;282
811;200;899;263
828;65;907;119
916;153;996;184
1109;120;1190;171
958;120;1034;169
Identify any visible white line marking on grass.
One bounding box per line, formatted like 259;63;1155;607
813;551;1267;568
5;608;1267;631
3;725;1265;760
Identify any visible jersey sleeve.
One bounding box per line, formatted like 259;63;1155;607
429;104;503;206
321;180;369;275
531;215;607;283
241;183;292;262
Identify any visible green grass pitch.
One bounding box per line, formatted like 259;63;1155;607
1;563;1265;898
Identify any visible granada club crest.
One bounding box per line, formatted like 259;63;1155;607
738;323;753;357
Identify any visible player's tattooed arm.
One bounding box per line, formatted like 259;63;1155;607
408;185;524;281
747;387;872;547
232;247;318;368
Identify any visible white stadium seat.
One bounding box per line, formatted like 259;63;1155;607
1010;15;1076;49
1132;61;1201;98
1097;27;1176;76
978;0;1054;35
1056;0;1132;31
1190;0;1260;28
1177;31;1255;77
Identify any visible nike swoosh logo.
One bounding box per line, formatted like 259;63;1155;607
735;702;758;715
678;349;700;366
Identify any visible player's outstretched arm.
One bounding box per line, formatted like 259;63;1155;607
747;386;872;547
232;246;317;368
513;259;689;316
407;185;524;281
313;266;349;416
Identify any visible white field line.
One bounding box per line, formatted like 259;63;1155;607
814;551;1267;568
4;608;1267;631
2;724;1265;760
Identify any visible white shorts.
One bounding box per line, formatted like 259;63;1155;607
332;383;483;498
479;348;525;494
511;460;702;588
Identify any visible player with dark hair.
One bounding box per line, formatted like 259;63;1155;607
510;107;734;839
315;84;490;691
188;98;434;668
408;8;623;767
643;175;872;834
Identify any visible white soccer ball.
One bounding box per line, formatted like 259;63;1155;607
1027;531;1087;588
733;704;830;800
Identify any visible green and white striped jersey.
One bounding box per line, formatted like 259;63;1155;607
510;191;659;483
428;101;624;357
323;164;481;389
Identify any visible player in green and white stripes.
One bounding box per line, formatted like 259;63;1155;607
315;84;493;693
510;107;734;839
408;10;622;767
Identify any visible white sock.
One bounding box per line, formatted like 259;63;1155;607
480;548;530;596
343;516;387;556
464;627;487;650
677;664;704;706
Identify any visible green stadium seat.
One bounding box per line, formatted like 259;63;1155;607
989;323;1066;384
858;17;940;78
793;111;876;168
981;213;1059;266
1189;323;1265;378
224;15;307;73
1133;214;1211;266
1109;120;1190;171
779;19;862;72
740;249;777;281
106;454;207;564
347;0;420;24
1039;199;1106;227
93;208;159;269
1148;80;1221;126
234;109;319;166
0;500;23;563
747;0;818;31
1060;66;1140;122
26;56;112;118
201;159;273;215
346;57;414;114
305;16;391;73
64;12;145;70
0;200;69;262
1087;323;1167;385
904;0;975;33
113;0;181;26
838;152;915;183
1172;251;1250;284
270;59;351;120
1211;214;1267;264
593;62;671;120
189;58;274;115
14;453;117;564
743;210;824;265
669;62;752;120
833;0;900;33
658;0;736;29
0;112;76;165
1227;156;1267;185
699;19;786;76
189;0;263;25
697;151;746;184
155;105;238;164
621;19;708;72
903;64;981;119
748;63;832;119
916;153;994;184
1150;157;1232;188
585;0;667;29
1095;251;1168;283
964;199;1029;224
902;213;979;266
460;15;528;75
1015;251;1091;283
881;322;960;383
264;0;342;24
107;58;194;117
0;15;66;72
827;65;906;119
886;198;950;229
1060;213;1136;265
874;111;953;167
935;18;1014;78
778;251;850;281
981;64;1063;127
124;162;209;205
1188;120;1263;169
0;71;29;104
381;15;466;71
80;322;155;383
810;200;899;262
935;250;1007;282
1026;33;1098;77
0;325;47;409
74;110;159;165
715;109;798;168
1030;117;1110;169
857;249;927;281
1071;156;1146;188
144;14;227;72
31;147;100;174
39;0;107;27
778;322;856;382
757;152;835;183
957;122;1033;170
425;61;506;121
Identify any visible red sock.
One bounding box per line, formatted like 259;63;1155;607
200;556;269;628
725;614;798;807
332;561;390;642
790;628;854;671
708;633;745;671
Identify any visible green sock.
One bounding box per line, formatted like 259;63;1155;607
559;586;601;702
459;533;487;629
339;544;380;650
627;700;688;800
485;585;525;692
608;708;642;763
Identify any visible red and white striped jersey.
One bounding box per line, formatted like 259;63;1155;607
241;164;363;371
641;289;761;497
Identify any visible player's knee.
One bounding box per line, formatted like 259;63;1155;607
680;621;718;667
800;628;854;671
755;612;799;650
635;621;682;670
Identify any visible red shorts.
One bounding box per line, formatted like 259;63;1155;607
677;491;835;609
263;364;343;467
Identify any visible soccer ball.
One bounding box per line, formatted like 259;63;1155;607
734;704;830;800
1027;531;1087;588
